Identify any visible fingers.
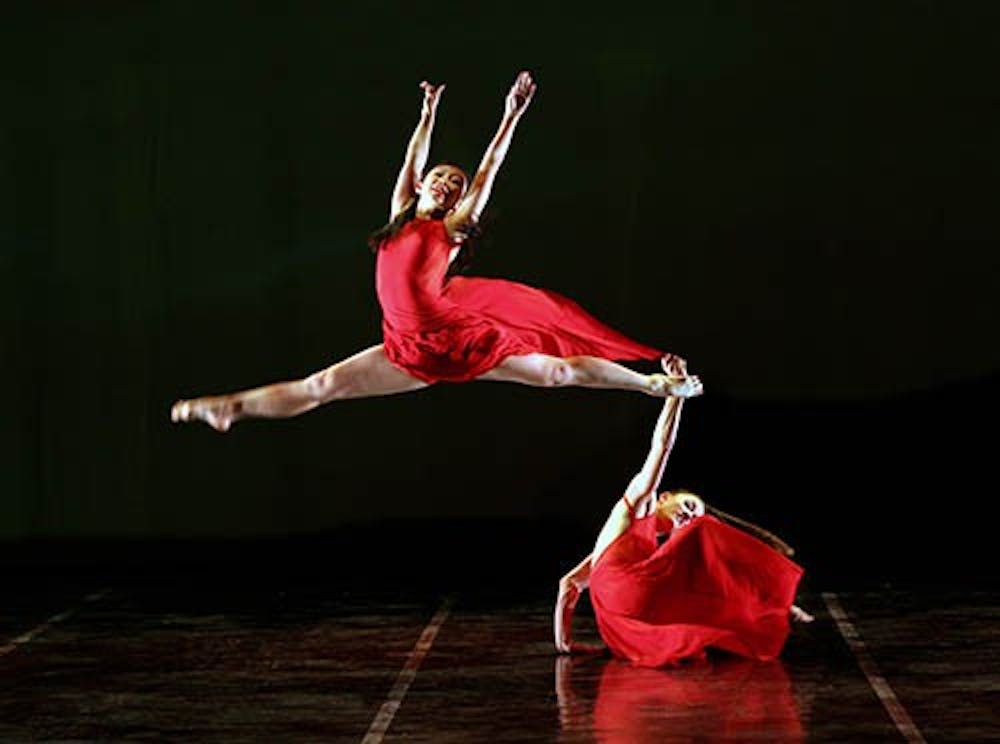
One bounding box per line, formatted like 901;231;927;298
420;80;446;102
170;400;187;422
661;353;688;377
687;375;704;397
687;377;704;398
666;374;703;398
515;71;535;96
524;82;537;105
507;71;537;112
425;73;535;104
658;354;703;398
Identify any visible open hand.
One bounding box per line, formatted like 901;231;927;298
420;80;445;117
659;354;702;397
650;373;703;398
669;374;703;398
504;70;537;119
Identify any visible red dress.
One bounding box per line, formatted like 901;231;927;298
375;218;663;382
589;512;804;668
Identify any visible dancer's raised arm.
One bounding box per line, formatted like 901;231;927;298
589;398;684;566
391;81;445;219
591;361;700;564
445;71;536;235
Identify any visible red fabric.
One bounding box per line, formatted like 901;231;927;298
589;514;804;668
375;219;662;382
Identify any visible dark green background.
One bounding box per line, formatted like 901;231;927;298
3;2;997;581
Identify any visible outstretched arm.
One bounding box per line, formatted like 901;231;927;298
589;397;684;564
445;71;536;235
390;81;444;219
590;360;699;564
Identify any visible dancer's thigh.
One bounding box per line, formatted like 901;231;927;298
476;353;562;386
311;345;429;400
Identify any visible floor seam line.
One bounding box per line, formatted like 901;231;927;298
822;591;926;744
0;587;111;659
361;595;454;744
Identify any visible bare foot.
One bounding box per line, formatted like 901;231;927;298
170;396;237;433
649;373;703;398
790;605;815;624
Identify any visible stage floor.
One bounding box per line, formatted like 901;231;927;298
1;569;995;742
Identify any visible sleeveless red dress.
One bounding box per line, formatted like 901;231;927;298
375;218;663;382
589;512;804;668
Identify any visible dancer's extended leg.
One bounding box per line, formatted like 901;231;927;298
477;354;700;397
171;345;427;432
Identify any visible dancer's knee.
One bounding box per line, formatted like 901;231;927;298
541;359;575;387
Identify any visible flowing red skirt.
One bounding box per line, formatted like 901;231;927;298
377;219;662;383
589;515;804;667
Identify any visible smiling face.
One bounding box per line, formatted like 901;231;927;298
656;490;705;530
416;164;468;215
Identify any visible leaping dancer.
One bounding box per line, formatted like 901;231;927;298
172;71;695;432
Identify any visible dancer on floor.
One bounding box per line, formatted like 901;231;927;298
554;358;813;667
172;71;690;432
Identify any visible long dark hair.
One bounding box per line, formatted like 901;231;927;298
367;199;483;278
367;198;418;252
705;503;796;557
665;489;796;557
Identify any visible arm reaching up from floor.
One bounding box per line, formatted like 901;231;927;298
590;363;700;564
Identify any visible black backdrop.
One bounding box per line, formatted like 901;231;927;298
4;1;998;585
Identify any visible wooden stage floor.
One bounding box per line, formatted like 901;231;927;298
1;566;995;742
